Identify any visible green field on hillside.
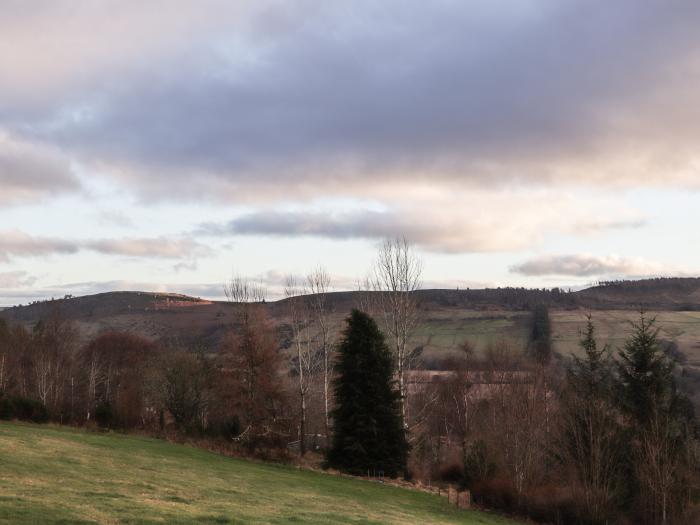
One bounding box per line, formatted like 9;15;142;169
0;423;516;525
409;308;700;364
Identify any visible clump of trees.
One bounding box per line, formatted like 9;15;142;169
410;311;698;524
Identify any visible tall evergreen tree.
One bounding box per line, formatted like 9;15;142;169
559;315;623;524
616;312;695;524
529;304;552;365
327;309;408;477
617;312;676;427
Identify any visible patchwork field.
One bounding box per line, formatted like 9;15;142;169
0;422;517;525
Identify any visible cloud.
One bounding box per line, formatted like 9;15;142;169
0;271;37;289
0;130;79;204
0;231;78;261
200;190;645;253
0;2;257;108
96;210;135;228
84;237;210;259
2;0;699;205
0;230;210;262
510;254;679;278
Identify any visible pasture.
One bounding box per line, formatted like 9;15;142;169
0;422;516;525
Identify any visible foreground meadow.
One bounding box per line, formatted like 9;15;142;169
0;422;515;525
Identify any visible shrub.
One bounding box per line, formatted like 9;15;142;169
438;462;464;484
463;439;495;488
471;477;518;514
0;397;12;420
0;396;49;423
94;402;113;428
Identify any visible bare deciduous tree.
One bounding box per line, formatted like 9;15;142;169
284;275;321;455
0;319;9;394
223;273;286;449
370;237;422;423
224;274;267;321
85;348;102;421
636;408;688;525
307;266;334;445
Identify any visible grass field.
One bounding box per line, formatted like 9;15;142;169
0;423;516;525
408;308;700;363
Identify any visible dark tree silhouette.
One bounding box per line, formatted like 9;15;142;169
327;309;408;477
528;304;552;365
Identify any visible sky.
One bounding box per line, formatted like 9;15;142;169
1;0;700;305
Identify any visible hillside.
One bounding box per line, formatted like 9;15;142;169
2;278;700;356
0;422;516;525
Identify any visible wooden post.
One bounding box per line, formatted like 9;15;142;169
458;491;471;509
448;487;458;505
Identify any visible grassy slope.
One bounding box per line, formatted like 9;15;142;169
411;308;700;363
0;423;516;525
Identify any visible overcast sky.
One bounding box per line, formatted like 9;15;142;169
1;1;699;304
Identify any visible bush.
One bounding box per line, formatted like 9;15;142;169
438;462;464;484
94;402;113;428
205;415;241;440
0;397;12;420
463;439;495;488
471;477;518;514
0;396;49;423
472;478;582;525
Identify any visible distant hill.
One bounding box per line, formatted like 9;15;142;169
3;279;700;344
1;278;699;348
3;278;700;404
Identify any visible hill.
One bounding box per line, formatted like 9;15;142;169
0;422;516;525
2;279;700;382
3;278;700;352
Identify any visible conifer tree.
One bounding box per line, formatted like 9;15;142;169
616;311;695;524
559;315;623;523
326;309;408;477
617;312;675;427
529;303;552;365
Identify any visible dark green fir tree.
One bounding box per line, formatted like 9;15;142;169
617;312;677;427
326;309;408;477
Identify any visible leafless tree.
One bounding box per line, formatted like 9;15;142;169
370;237;423;423
354;275;376;315
0;319;8;393
85;348;102;421
223;273;287;448
284;275;321;455
635;407;689;525
477;341;546;497
307;266;334;445
224;273;267;322
31;308;78;415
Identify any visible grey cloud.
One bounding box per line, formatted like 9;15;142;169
85;237;211;259
200;201;643;253
510;254;672;278
0;231;210;261
201;209;463;251
0;131;79;204
0;271;37;289
5;1;700;201
0;231;78;261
